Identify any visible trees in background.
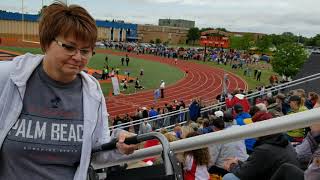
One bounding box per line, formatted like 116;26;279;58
230;34;255;51
305;34;320;47
272;43;307;78
256;35;272;53
187;27;200;45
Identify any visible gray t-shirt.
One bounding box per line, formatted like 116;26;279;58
0;64;84;180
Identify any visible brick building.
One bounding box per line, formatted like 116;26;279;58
138;24;189;44
159;19;195;29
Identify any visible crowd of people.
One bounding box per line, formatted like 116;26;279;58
112;86;320;180
101;40;279;83
3;1;319;180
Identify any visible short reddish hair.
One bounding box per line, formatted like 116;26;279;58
39;2;97;52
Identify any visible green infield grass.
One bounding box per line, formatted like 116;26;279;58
0;46;185;95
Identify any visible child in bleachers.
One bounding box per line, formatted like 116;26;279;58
183;132;211;180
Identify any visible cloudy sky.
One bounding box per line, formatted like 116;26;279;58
1;0;320;37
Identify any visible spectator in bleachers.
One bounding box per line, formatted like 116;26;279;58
184;132;211;180
189;99;201;121
294;89;310;109
181;124;196;139
162;106;170;127
286;95;308;142
249;105;260;117
223;112;300;180
138;120;152;135
276;93;290;115
255;103;267;112
142;107;149;118
148;107;158;118
208;116;249;177
234;104;256;153
199;119;213;134
265;96;283;117
295;122;320;179
149;107;159;128
173;124;182;139
226;90;250;113
296;122;320;168
307;92;319;109
271;121;320;180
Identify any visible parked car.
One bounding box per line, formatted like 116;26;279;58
95;41;106;48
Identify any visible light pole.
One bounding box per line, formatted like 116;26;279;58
220;73;228;103
21;0;24;41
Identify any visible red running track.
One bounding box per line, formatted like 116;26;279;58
97;49;248;117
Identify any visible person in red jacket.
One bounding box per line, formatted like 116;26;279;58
226;93;250;113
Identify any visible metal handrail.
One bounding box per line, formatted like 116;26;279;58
93;107;320;169
110;73;320;130
201;72;320;111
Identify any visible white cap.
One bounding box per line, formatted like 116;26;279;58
142;107;147;110
214;110;224;118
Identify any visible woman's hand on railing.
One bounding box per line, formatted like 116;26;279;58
116;131;138;155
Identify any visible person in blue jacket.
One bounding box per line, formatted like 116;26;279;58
189;99;201;121
234;104;256;153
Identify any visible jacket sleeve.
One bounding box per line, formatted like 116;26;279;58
90;80;125;164
208;144;221;167
0;61;15;130
295;132;319;168
304;149;320;180
0;61;14;94
230;147;271;179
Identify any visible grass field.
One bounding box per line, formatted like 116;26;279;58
0;46;185;95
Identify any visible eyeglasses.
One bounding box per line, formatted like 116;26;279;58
54;39;95;59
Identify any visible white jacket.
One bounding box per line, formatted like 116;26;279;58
0;53;123;180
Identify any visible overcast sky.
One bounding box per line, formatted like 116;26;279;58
1;0;320;37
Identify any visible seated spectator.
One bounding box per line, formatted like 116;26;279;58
199;119;213;134
265;96;283;117
184;132;211;180
135;77;144;89
223;112;300;180
249;105;260;117
270;163;304;180
286;95;308;142
295;121;320;170
173;124;182;139
296;122;320;179
271;121;320;180
276;93;290;115
181;125;195;139
208;117;248;177
308;92;319;109
255;103;267;112
164;132;178;142
234;104;256;153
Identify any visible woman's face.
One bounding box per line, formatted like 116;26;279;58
289;101;299;110
44;35;93;82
